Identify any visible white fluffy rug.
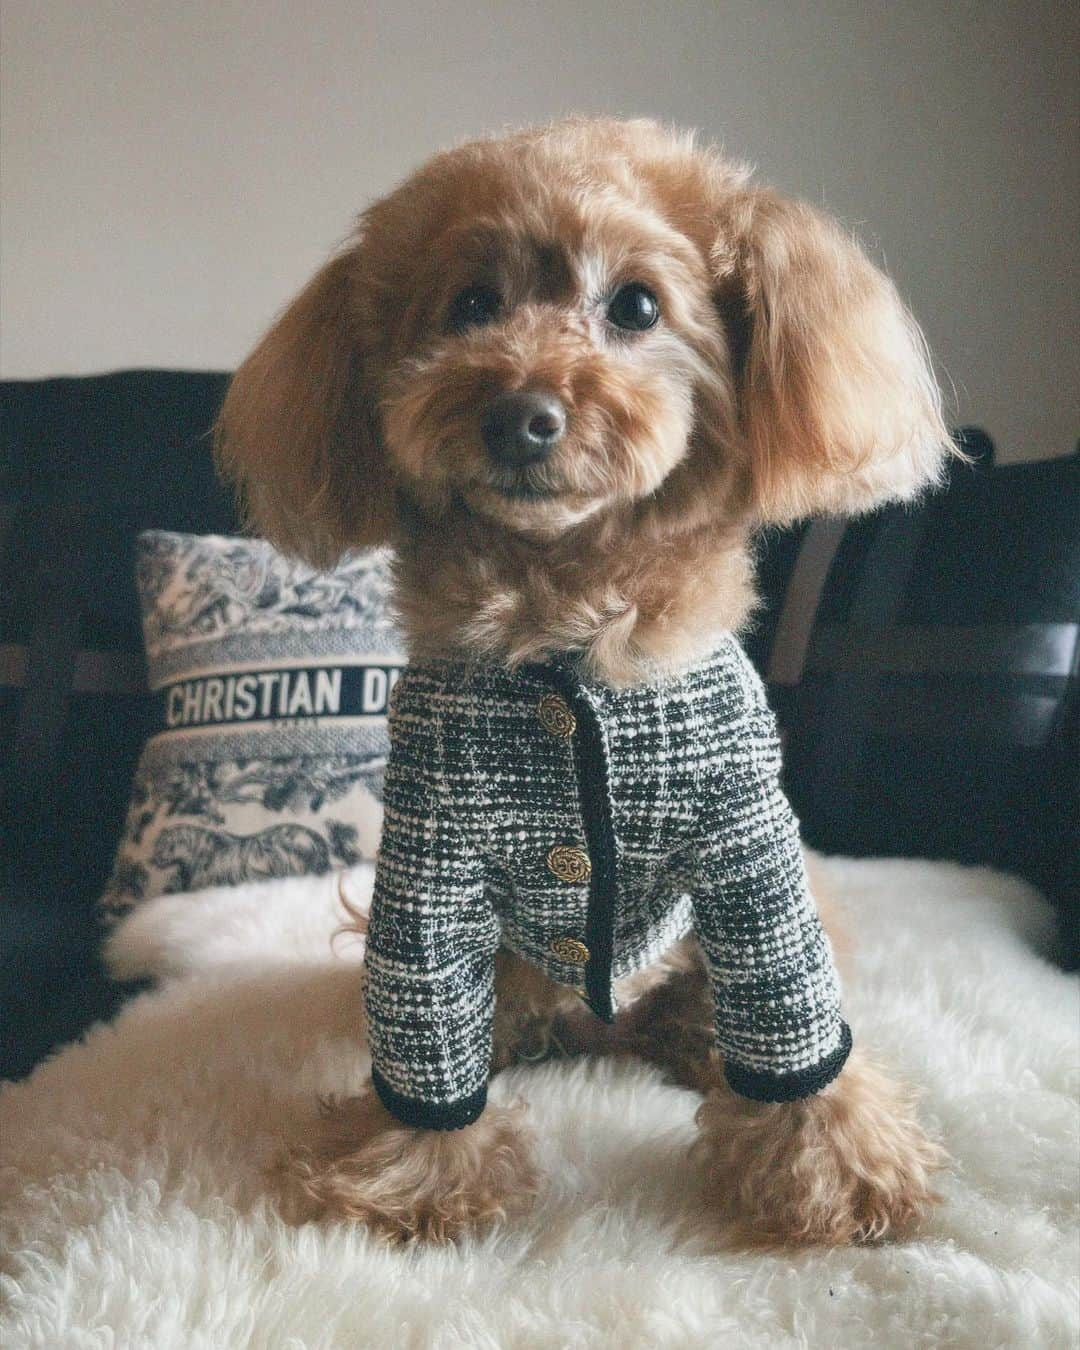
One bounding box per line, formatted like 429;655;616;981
2;857;1078;1349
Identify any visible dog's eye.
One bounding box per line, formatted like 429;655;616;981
606;283;660;332
447;285;502;333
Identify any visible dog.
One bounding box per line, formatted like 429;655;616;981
217;117;950;1248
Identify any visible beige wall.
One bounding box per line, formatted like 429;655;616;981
2;1;1076;461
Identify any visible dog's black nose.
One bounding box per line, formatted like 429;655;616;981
481;390;566;467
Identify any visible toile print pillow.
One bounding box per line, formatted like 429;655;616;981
101;531;405;917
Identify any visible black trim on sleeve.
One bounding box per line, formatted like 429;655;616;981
371;1068;488;1131
723;1020;853;1103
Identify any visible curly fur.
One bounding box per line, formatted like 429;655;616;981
694;1049;946;1248
282;1093;540;1244
218;116;953;1245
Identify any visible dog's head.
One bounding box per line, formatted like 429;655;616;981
218;118;951;567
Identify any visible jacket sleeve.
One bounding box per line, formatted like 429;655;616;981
363;673;499;1130
691;660;851;1103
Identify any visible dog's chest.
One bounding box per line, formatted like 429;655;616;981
453;657;741;893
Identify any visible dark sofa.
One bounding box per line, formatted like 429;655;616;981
2;371;1077;1080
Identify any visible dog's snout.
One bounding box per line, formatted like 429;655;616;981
481;391;566;467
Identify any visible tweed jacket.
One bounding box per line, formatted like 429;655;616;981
364;634;851;1130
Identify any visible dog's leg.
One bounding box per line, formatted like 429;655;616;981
606;884;943;1247
601;938;722;1092
490;947;629;1068
694;1047;944;1247
279;949;586;1240
609;853;851;1091
281;1091;540;1242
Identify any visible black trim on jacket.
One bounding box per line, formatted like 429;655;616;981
371;1067;488;1132
539;664;619;1023
724;1020;853;1102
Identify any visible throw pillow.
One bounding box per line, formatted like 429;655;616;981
101;530;405;916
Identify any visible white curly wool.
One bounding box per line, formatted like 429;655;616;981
2;857;1078;1349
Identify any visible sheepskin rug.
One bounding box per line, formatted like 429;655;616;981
2;856;1077;1349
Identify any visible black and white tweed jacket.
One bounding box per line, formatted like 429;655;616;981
365;634;851;1130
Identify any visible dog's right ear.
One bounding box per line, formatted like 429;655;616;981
215;250;394;568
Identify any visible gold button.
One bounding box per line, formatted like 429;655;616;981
546;844;591;884
537;693;576;738
550;936;590;964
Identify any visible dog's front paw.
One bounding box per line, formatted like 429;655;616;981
695;1049;945;1248
280;1091;540;1243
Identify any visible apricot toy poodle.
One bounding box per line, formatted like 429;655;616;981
217;117;950;1247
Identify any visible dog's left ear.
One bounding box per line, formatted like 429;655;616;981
714;190;953;523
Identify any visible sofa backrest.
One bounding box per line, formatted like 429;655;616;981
1;371;234;902
1;372;1076;963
